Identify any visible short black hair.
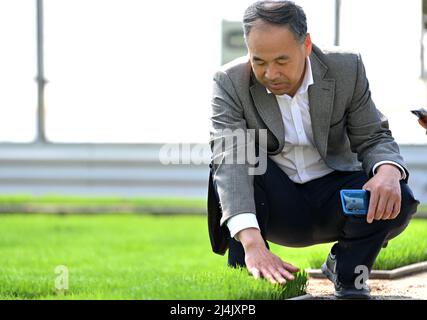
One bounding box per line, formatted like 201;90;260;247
243;0;308;42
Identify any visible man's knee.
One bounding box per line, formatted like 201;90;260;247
398;182;419;224
383;183;419;245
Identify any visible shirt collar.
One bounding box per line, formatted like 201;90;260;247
266;56;314;97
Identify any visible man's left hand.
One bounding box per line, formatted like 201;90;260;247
362;164;402;224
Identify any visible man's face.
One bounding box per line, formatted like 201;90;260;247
246;21;312;96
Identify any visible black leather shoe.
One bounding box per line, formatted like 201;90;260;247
321;246;371;300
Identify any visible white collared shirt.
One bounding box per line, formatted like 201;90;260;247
226;57;406;240
269;57;334;184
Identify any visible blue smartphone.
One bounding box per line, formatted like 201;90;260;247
340;189;370;216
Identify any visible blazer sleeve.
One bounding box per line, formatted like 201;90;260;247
210;70;257;226
346;54;409;182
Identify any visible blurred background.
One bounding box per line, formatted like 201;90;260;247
0;0;426;204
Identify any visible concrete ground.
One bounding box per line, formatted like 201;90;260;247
305;271;427;300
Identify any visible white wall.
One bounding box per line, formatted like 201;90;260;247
339;0;426;144
43;0;222;143
0;1;37;142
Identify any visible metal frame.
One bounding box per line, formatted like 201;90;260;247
422;0;427;78
35;0;46;143
334;0;341;46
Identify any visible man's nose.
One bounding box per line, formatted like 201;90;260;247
265;66;280;81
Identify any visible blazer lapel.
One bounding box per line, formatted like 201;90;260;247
250;78;285;152
308;51;335;159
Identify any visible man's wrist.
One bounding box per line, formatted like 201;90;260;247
373;161;406;180
376;164;402;180
236;228;265;250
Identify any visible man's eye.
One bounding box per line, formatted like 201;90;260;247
277;60;287;65
254;61;265;66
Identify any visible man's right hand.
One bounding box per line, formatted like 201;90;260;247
236;228;299;285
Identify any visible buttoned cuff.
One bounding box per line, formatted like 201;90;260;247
226;213;260;240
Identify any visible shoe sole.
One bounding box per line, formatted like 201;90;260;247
334;292;371;300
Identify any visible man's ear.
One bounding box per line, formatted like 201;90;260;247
304;33;312;56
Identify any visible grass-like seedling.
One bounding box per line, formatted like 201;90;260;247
0;214;307;299
0;208;424;299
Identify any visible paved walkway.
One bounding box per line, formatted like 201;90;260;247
305;271;427;300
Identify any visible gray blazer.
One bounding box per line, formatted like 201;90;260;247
208;44;408;254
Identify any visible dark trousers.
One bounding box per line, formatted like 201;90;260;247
225;157;419;285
